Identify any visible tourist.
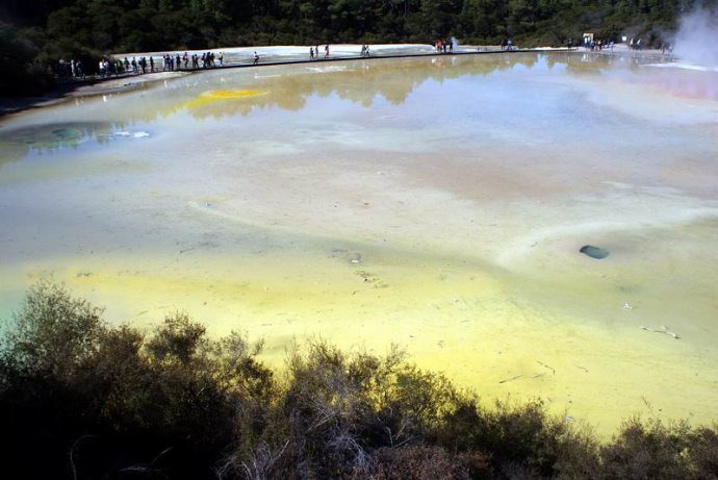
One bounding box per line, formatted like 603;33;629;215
253;51;259;65
324;44;330;58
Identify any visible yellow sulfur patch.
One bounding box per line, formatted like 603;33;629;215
184;89;266;109
203;89;264;99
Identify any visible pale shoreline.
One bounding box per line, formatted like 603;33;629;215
0;43;506;116
0;42;672;116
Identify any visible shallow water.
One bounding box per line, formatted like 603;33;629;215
2;52;718;436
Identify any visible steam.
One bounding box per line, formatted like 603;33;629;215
671;5;718;67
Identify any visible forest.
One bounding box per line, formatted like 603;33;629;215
1;281;718;479
1;0;716;94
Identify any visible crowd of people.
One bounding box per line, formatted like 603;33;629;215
56;42;471;81
583;38;615;51
58;43;377;80
53;50;229;81
114;51;224;75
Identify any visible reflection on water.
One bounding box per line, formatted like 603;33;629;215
1;52;718;436
0;123;103;164
0;122;153;164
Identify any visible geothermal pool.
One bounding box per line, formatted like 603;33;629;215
1;52;717;436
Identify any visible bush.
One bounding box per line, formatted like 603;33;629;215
1;279;105;380
0;283;271;479
598;417;718;480
2;282;718;480
373;445;488;480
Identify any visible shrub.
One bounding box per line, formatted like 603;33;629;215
0;283;272;479
372;445;488;480
2;282;718;480
597;417;718;480
1;280;106;380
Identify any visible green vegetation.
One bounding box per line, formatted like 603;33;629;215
1;0;716;95
0;22;54;95
2;280;718;479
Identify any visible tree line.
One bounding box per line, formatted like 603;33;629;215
1;280;718;479
1;0;716;95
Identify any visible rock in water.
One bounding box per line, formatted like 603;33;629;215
580;245;610;259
